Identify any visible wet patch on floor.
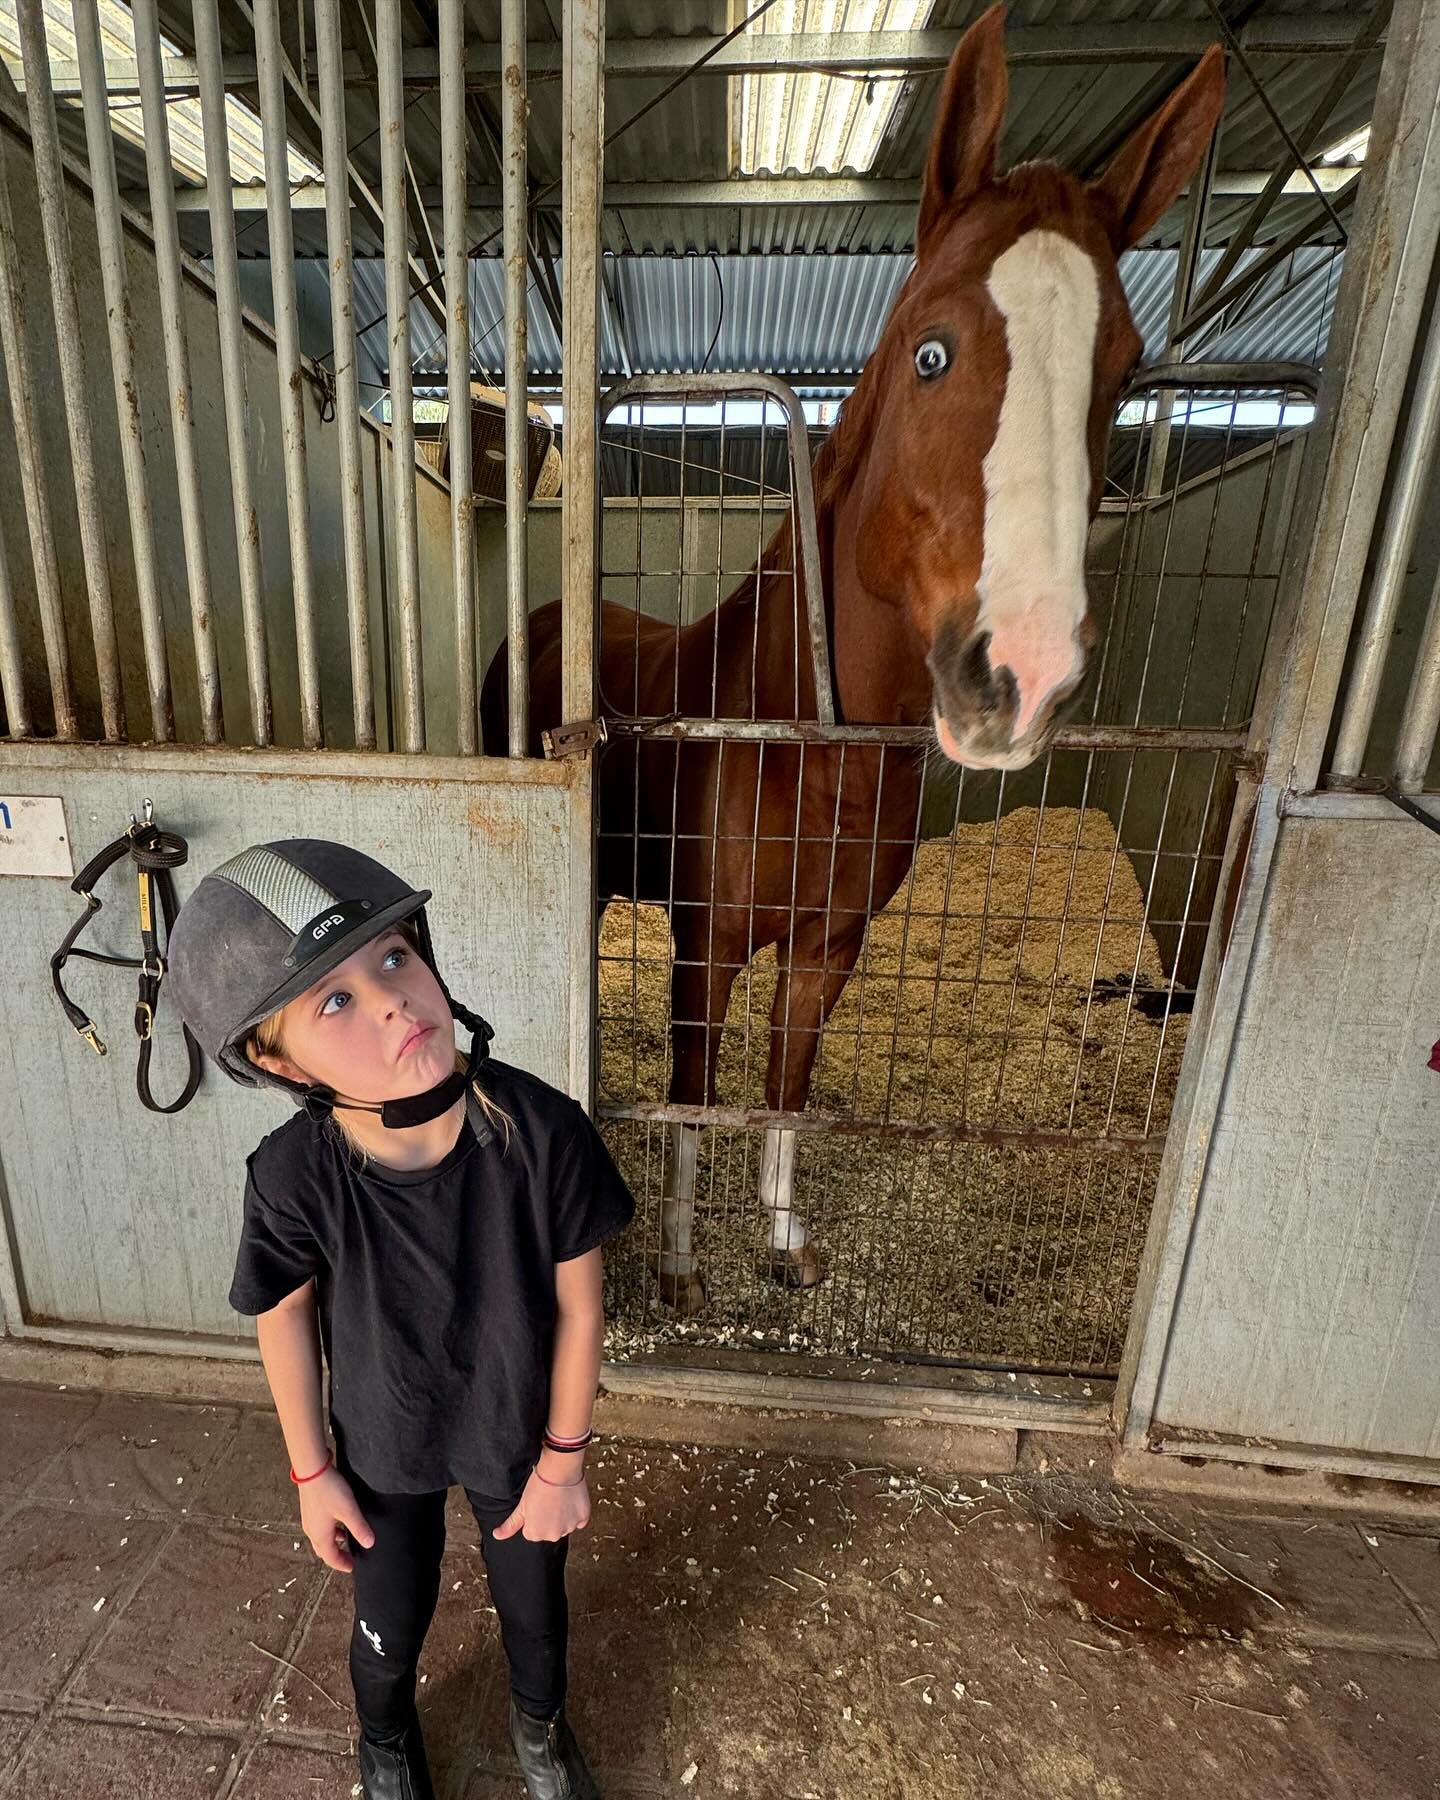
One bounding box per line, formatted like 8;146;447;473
1049;1512;1257;1653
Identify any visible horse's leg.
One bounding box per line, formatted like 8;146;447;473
657;933;742;1315
759;920;867;1288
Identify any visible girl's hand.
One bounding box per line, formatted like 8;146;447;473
494;1465;591;1544
297;1467;375;1572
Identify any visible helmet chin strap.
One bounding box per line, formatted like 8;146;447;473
297;1008;494;1130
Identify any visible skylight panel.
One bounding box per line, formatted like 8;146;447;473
0;0;318;188
735;0;933;176
1320;123;1370;166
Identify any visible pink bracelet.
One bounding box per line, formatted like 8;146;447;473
532;1464;587;1489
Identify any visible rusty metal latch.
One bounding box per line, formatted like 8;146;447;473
542;717;609;759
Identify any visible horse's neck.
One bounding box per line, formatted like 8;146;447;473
682;525;822;721
824;487;932;726
679;425;929;725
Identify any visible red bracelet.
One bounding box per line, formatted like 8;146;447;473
533;1464;587;1489
289;1451;334;1485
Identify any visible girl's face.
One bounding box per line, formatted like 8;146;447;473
257;928;456;1103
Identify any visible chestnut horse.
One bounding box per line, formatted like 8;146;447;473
481;8;1225;1312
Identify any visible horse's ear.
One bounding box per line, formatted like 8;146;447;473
916;5;1008;257
1087;46;1227;250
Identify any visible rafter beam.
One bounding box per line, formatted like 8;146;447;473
26;18;1381;98
153;166;1360;217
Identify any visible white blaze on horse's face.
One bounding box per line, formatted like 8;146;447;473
934;228;1100;771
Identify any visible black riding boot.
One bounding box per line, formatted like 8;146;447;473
509;1696;599;1800
358;1715;436;1800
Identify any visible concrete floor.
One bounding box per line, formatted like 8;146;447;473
1;1374;1438;1799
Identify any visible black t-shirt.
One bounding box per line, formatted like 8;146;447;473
228;1059;635;1498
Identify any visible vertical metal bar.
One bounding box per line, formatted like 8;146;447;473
0;128;74;738
194;0;273;747
1332;305;1440;775
0;509;29;738
16;0;124;741
561;0;603;1109
314;0;375;750
1393;569;1440;789
254;0;322;748
1143;128;1220;499
132;0;222;744
1275;0;1440;790
503;0;530;757
561;0;602;729
440;0;475;754
378;0;424;752
72;0;173;744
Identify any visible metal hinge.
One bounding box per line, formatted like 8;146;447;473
542;717;609;759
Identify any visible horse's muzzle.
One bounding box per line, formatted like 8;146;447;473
927;615;1083;772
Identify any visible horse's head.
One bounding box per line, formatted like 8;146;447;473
842;7;1225;771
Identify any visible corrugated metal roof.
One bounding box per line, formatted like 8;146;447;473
112;0;1371;376
259;241;1340;389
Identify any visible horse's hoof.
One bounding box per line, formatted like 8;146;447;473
651;1261;707;1316
761;1243;825;1290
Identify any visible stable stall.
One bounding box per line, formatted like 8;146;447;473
0;0;1436;1484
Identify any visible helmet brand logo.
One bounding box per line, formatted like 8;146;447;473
288;897;376;967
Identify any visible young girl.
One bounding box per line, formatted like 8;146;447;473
166;837;634;1800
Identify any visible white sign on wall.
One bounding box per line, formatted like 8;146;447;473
0;795;74;878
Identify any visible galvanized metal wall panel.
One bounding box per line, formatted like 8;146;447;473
0;745;586;1341
1151;814;1440;1461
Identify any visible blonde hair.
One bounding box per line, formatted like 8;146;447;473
245;925;512;1158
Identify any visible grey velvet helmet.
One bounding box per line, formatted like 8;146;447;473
166;839;491;1110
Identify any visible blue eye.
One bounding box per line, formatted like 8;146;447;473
915;338;948;379
320;989;350;1016
383;947;407;970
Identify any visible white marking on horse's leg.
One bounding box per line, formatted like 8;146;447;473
759;1126;806;1254
659;1121;699;1276
978;229;1101;741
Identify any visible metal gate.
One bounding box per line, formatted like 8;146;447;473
594;366;1315;1381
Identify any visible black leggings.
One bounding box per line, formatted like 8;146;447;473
341;1461;569;1740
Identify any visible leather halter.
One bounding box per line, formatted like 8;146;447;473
50;807;205;1115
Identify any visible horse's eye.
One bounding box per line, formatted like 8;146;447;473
915;339;948;380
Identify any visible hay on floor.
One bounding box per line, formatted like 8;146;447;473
598;806;1192;1373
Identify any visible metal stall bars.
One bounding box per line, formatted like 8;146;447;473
314;0;375;750
193;0;274;748
72;0;174;744
378;0;424;753
591;365;1310;1383
0;97;73;740
0;0;543;763
440;0;475;754
131;0;222;744
14;0;124;742
502;0;531;759
253;0;322;749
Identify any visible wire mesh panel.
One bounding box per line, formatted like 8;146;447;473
594;373;1310;1380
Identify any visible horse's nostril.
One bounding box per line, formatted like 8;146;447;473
963;629;992;687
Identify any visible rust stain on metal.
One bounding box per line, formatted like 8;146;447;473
465;798;521;846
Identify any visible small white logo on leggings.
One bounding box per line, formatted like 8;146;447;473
360;1619;385;1657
